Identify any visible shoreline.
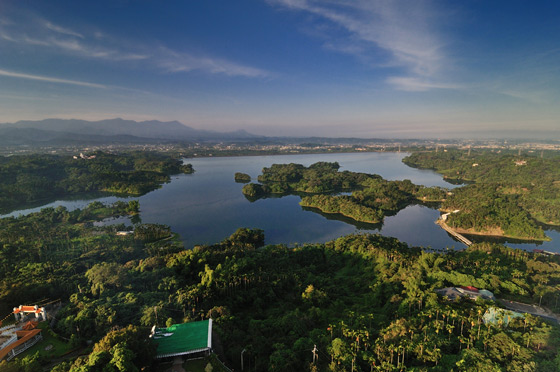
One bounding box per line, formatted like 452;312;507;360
299;204;381;225
437;219;551;243
435;219;472;246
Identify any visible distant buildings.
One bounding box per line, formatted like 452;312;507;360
73;153;97;160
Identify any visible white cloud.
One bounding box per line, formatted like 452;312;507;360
0;13;268;79
22;36;51;46
48;37;84;52
0;32;16;42
268;0;453;89
387;76;460;92
157;48;269;78
0;68;107;89
44;21;84;39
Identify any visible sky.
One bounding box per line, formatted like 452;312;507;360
1;0;560;139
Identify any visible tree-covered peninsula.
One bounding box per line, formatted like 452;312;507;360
0;151;193;214
242;162;447;224
404;150;560;240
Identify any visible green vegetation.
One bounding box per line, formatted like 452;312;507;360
59;325;155;372
241;182;268;198
0;151;193;214
2;154;560;371
242;162;446;223
300;194;384;223
256;162;371;193
404;150;560;239
0;201;146;316
0;201;559;371
234;172;251;183
0;201;182;371
177;234;560;372
13;322;73;363
443;185;548;241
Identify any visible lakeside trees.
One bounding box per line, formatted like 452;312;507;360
234;172;251;183
0;152;193;214
242;162;446;224
443;185;548;241
0;201;559;371
404;150;560;240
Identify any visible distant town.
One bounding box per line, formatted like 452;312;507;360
2;137;560;157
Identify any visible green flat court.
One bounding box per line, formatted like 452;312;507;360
152;319;212;359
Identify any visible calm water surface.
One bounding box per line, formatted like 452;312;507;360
4;152;560;252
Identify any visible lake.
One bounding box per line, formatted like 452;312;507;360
4;152;560;252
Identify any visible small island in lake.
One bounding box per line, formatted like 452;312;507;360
242;161;447;224
234;172;251;183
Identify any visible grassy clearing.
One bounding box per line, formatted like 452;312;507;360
16;322;72;360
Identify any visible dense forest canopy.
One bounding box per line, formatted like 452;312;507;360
1;204;559;371
0;151;193;214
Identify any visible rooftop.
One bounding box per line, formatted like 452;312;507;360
483;307;524;326
435;287;495;301
152;319;212;359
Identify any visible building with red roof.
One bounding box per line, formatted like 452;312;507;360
13;305;46;322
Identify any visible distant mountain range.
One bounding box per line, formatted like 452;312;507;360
0;118;260;146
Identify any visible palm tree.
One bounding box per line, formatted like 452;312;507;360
446;324;455;341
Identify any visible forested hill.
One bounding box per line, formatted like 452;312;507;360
0;151;193;214
403;150;560;239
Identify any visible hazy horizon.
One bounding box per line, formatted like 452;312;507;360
1;1;559;139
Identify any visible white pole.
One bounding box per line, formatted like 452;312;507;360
312;345;318;363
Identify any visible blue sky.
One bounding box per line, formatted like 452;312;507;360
1;0;559;138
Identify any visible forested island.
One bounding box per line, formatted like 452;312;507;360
404;150;560;241
0;200;559;371
0;151;193;214
234;172;251;183
242;162;447;224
